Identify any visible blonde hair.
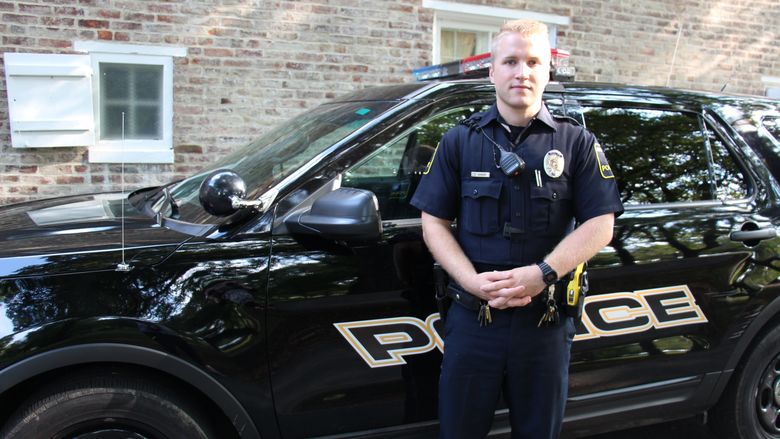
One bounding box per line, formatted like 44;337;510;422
491;19;550;58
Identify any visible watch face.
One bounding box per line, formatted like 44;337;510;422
544;271;557;285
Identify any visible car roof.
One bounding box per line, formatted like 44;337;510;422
330;79;779;123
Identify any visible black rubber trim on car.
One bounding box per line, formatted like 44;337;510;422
0;343;261;439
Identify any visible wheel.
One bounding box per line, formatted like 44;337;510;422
712;322;780;439
0;370;215;439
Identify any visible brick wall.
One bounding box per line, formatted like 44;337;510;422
0;0;777;205
0;0;433;204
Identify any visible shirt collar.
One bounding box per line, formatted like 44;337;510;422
479;103;558;132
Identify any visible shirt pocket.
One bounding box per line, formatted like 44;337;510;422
530;180;573;234
460;179;502;235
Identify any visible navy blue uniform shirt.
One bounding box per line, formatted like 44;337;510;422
410;103;624;267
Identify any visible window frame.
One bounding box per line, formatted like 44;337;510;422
422;0;568;64
74;41;186;164
89;53;173;163
762;76;780;99
578;103;753;209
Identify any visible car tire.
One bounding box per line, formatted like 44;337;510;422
0;370;215;439
712;322;780;439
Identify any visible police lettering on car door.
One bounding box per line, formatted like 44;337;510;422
335;284;707;368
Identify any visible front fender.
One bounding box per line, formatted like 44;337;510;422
707;287;780;406
0;319;262;439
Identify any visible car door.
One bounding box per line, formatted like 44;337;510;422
265;98;495;438
563;97;780;428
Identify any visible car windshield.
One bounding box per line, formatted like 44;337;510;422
166;100;398;224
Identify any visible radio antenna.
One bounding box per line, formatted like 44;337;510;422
116;111;131;272
666;21;684;87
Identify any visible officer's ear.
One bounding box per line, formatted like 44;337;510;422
489;63;496;84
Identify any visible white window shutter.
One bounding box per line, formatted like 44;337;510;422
4;53;95;148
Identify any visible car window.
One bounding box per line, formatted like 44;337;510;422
343;105;489;220
582;106;748;205
166;100;398;224
763;116;780;142
707;130;750;200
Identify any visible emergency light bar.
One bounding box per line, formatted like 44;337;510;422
413;48;576;82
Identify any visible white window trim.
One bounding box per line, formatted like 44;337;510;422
762;76;780;99
87;53;174;164
75;41;186;164
74;41;187;57
423;0;569;64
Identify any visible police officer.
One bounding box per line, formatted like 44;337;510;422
410;20;624;439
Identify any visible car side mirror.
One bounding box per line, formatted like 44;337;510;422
284;188;382;241
199;170;275;217
199;170;246;216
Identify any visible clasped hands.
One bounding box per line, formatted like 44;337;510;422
465;265;547;309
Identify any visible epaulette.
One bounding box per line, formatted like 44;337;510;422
459;114;484;132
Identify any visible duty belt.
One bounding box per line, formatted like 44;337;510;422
448;280;556;309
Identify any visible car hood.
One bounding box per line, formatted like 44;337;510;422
0;192;190;278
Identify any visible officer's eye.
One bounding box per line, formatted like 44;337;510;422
505;59;517;65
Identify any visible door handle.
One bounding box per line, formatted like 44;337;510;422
729;228;777;242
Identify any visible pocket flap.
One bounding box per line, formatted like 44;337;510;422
531;180;571;201
462;179;502;200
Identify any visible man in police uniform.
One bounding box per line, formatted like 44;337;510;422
410;20;624;439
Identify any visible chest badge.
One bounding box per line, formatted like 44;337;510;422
543;149;565;178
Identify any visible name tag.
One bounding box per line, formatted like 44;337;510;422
470;171;491;178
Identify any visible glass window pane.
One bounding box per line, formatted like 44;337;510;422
133;106;161;137
99;63;163;140
101;104;130;139
101;65;129;100
135;66;162;100
441;29;489;63
441;30;455;63
455;31;477;59
475;32;491;54
583;107;712;205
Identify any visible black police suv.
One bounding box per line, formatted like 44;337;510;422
0;79;779;439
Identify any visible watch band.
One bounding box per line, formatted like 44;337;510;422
536;261;558;286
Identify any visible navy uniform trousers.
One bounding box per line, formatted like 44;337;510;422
439;300;575;439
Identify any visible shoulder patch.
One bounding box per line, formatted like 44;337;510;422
593;141;614;179
422;142;440;175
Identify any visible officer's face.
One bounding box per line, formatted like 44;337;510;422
489;32;551;118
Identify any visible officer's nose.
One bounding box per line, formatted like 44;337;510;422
514;63;528;80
